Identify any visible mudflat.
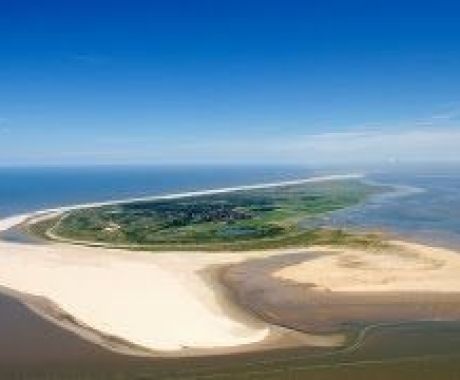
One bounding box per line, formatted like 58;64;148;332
223;242;460;334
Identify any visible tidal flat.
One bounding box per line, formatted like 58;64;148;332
3;172;460;379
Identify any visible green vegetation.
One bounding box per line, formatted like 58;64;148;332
32;179;387;250
25;215;58;239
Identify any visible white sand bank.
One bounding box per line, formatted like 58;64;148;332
274;241;460;293
0;239;270;352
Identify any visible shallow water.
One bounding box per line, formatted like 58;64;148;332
317;166;460;249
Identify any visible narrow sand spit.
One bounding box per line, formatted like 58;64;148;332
274;241;460;292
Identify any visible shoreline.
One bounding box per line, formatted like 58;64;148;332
0;173;363;233
221;241;460;338
0;239;349;357
0;284;154;357
2;235;460;358
0;261;341;359
2;173;460;358
0;174;362;357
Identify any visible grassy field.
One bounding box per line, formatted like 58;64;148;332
31;179;387;250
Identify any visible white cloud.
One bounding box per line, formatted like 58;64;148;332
1;116;458;166
291;128;460;163
173;127;460;165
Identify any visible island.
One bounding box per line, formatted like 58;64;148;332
30;177;384;250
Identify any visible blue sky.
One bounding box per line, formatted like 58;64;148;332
1;0;460;165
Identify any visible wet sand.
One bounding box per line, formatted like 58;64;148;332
275;241;460;293
223;244;460;334
2;173;460;371
0;175;361;362
3;238;460;379
3;227;460;359
0;240;272;354
0;224;46;244
0;287;155;371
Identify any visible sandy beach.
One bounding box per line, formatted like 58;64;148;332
274;241;460;293
0;175;359;355
1;175;460;356
0;239;272;353
0;236;350;355
2;236;460;356
221;242;460;336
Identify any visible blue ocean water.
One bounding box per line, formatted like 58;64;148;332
0;166;313;217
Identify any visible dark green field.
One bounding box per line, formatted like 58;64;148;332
33;179;386;250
